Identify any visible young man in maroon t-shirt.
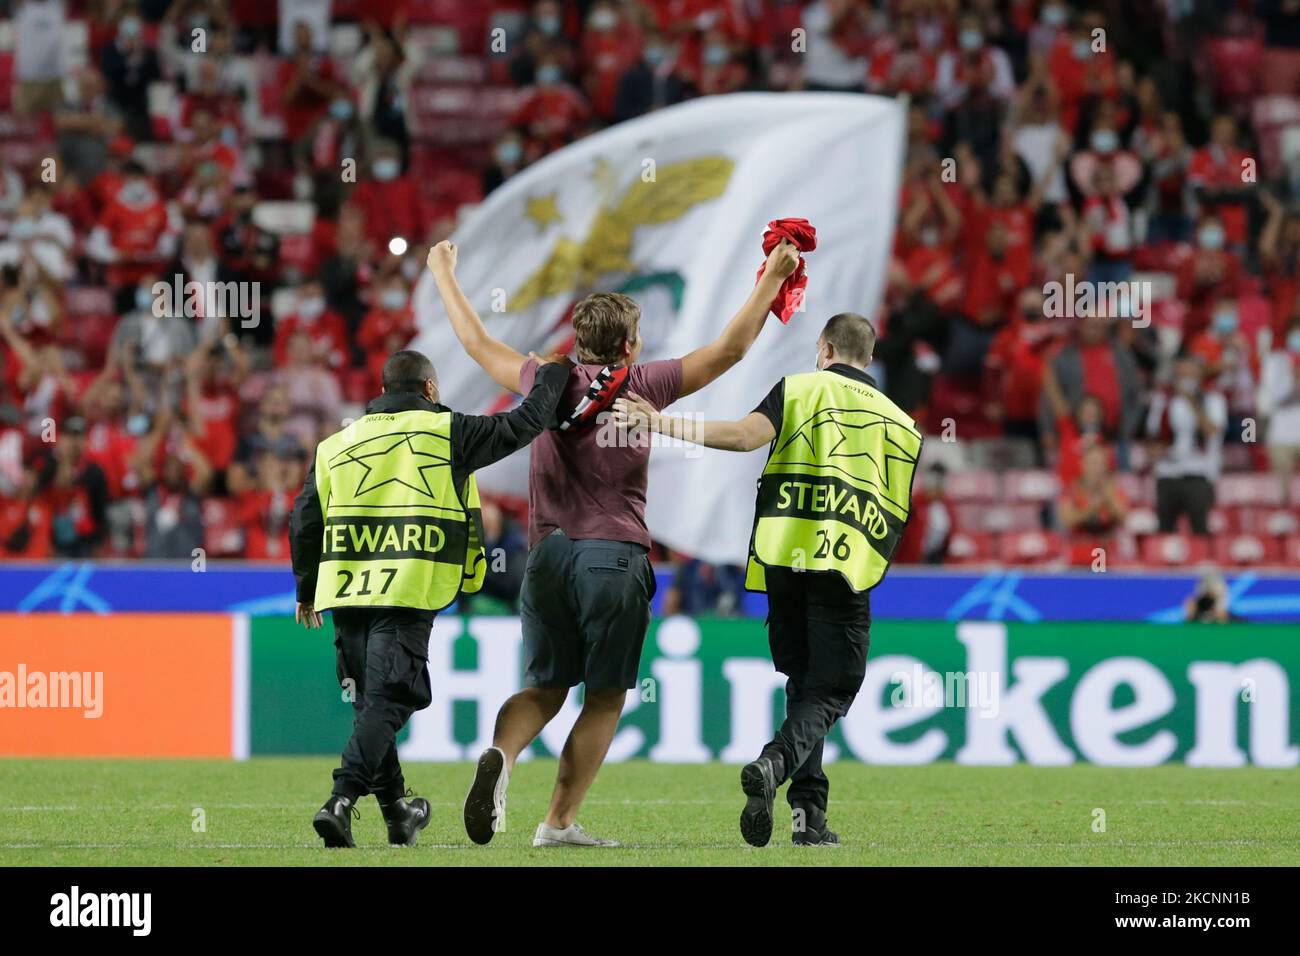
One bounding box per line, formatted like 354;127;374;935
427;237;799;847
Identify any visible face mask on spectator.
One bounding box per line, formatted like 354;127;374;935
401;258;421;281
135;287;154;312
959;29;983;52
1212;309;1238;335
127;413;151;436
373;158;400;181
703;44;730;67
330;99;353;121
119;16;142;39
1198;225;1225;250
121;181;154;206
293;174;314;200
919;226;940;247
1090;130;1118;154
496;141;524;166
536;65;563;86
381;289;408;310
589;8;617;31
1072;39;1090;59
1288;330;1300;352
298;297;325;320
645;44;668;67
537;14;561;36
1042;5;1067;26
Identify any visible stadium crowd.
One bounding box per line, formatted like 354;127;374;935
1;0;1300;605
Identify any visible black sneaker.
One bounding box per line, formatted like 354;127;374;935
313;795;358;848
739;757;778;848
380;790;431;846
792;826;841;847
464;746;509;846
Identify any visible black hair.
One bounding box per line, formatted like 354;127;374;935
382;349;436;394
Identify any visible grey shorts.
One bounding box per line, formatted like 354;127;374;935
520;530;656;691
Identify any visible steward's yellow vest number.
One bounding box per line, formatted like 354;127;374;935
312;409;485;612
745;371;923;594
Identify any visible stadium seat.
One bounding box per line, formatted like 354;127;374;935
201;499;245;557
944;469;999;501
1114;472;1153;506
1282;535;1300;567
981;503;1043;533
999;531;1064;565
1213;534;1282;567
1217;474;1285;507
1123;507;1159;535
1140;534;1213;567
1002;469;1059;503
945;531;996;564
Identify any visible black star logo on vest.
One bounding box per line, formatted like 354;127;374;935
327;431;450;503
778;407;921;506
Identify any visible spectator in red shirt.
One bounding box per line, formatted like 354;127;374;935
1059;443;1129;563
183;337;249;478
1046;10;1117;134
867;16;935;95
1176;213;1243;341
236;449;301;560
511;54;592;155
1188;114;1254;251
509;0;579;87
345;140;435;252
1040;314;1143;457
278;19;346;146
87;161;174;301
1081;163;1135;283
0;468;52;559
581;0;645;120
273;278;350;370
357;274;417;392
984;287;1059;445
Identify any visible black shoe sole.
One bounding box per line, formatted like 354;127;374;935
464;749;505;846
739;762;774;848
313;811;355;849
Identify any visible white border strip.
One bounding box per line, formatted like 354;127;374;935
231;613;251;761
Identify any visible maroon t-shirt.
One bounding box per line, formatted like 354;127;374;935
518;357;683;548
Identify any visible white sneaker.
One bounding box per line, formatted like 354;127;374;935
532;821;620;847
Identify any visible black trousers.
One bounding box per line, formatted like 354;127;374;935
1155;475;1214;535
760;568;871;820
330;607;435;803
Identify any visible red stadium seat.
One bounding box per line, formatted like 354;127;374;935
1259;47;1300;97
945;531;996;564
1114;472;1154;506
1123;507;1159;535
1140;534;1212;567
944;469;999;501
1217;474;1285;507
1232;507;1300;536
981;503;1043;533
1214;534;1282;567
202;499;245;557
1002;469;1059;503
1282;536;1300;567
999;531;1064;565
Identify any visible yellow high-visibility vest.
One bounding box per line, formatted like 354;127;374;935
311;409;485;612
745;370;923;593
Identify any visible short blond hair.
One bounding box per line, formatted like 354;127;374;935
572;292;640;364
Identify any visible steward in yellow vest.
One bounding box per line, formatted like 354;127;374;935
612;312;922;849
289;348;568;849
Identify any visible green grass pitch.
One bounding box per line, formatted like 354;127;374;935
1;759;1297;866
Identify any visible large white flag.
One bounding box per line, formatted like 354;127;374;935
410;92;904;564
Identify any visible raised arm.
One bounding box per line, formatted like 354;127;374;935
612;393;776;452
427;240;529;394
678;240;800;397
